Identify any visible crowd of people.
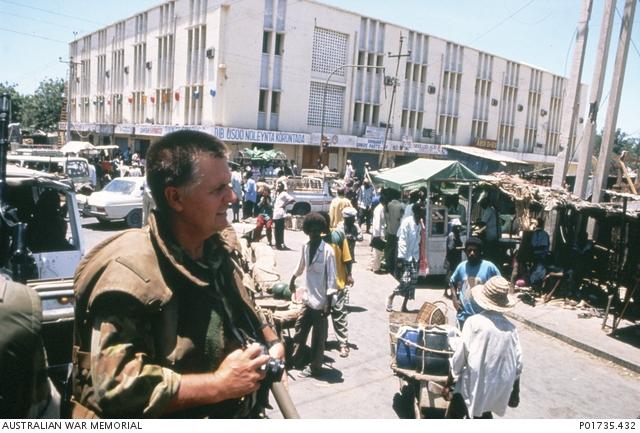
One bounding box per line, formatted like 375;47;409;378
2;132;524;420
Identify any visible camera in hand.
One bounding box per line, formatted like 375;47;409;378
260;346;285;383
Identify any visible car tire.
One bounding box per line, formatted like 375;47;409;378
97;216;109;225
125;209;143;228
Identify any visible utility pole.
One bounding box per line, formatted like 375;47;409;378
591;0;636;204
551;0;592;189
379;35;410;167
59;55;81;144
574;0;617;198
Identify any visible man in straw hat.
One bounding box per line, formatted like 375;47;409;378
444;276;522;418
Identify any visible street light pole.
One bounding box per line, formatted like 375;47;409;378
319;64;385;167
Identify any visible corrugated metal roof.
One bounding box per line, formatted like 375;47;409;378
442;145;529;165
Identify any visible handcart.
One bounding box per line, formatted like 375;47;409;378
388;302;458;418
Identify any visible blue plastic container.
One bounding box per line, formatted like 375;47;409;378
396;328;420;369
416;331;450;376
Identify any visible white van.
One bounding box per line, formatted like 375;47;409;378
7;154;92;188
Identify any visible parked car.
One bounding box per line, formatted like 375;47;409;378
85;176;145;228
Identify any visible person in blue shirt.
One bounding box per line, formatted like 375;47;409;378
243;171;257;220
449;237;501;328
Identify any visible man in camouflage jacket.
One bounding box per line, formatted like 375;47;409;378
71;131;284;418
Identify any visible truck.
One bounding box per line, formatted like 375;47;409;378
1;94;83;396
285;170;340;215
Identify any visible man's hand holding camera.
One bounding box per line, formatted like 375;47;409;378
212;343;270;400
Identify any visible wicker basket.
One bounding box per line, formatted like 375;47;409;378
416;301;447;327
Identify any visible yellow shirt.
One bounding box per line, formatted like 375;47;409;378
326;233;352;290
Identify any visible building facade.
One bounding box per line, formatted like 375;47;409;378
64;0;587;171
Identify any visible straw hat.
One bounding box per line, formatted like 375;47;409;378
470;276;517;312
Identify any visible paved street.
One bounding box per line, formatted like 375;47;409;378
81;216;640;419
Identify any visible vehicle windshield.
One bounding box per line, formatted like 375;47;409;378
104;179;137;194
66;160;89;179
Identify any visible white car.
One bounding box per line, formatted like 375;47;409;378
85;176;145;227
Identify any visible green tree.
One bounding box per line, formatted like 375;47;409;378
0;82;26;123
21;78;65;132
593;129;639;156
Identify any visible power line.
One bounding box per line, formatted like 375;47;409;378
0;0;104;25
467;0;538;46
0;26;67;44
615;5;640;60
0;9;87;33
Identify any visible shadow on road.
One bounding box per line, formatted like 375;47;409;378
82;220;128;231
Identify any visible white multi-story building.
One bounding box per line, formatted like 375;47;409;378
65;0;586;172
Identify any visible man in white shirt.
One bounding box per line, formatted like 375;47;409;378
386;203;422;312
343;159;354;183
230;166;243;223
369;195;387;273
272;181;295;250
444;276;522;419
290;213;337;378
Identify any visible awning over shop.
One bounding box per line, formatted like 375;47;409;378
371;158;479;190
442;145;529;165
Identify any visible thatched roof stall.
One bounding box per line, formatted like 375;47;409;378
479;173;639;316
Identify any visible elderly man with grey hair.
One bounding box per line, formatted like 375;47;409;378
71;130;284;418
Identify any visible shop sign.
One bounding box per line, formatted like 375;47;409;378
98;124;114;135
474;138;497;150
114;124;135;134
136;125;165;136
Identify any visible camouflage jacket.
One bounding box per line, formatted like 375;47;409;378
72;213;266;418
0;275;58;418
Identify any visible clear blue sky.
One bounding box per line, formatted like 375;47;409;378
1;0;638;136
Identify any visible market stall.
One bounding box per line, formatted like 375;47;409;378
372;159;480;275
477;173;639;326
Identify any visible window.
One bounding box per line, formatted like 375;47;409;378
307;81;344;127
262;31;271;53
259;90;267;112
311;27;348;75
353;102;361;121
274;33;284;55
271;91;280;113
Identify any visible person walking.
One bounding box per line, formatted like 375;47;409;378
449;237;501;328
384;189;404;276
290;213;337;378
252;187;274;245
476;194;500;265
357;178;374;233
343;159;354;184
320;211;354;359
329;188;353;229
230;165;243;222
243;171;257;220
369;194;387;273
444;276;522;419
386;203;422;312
444;219;464;297
272;181;295;250
71;130;284;418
